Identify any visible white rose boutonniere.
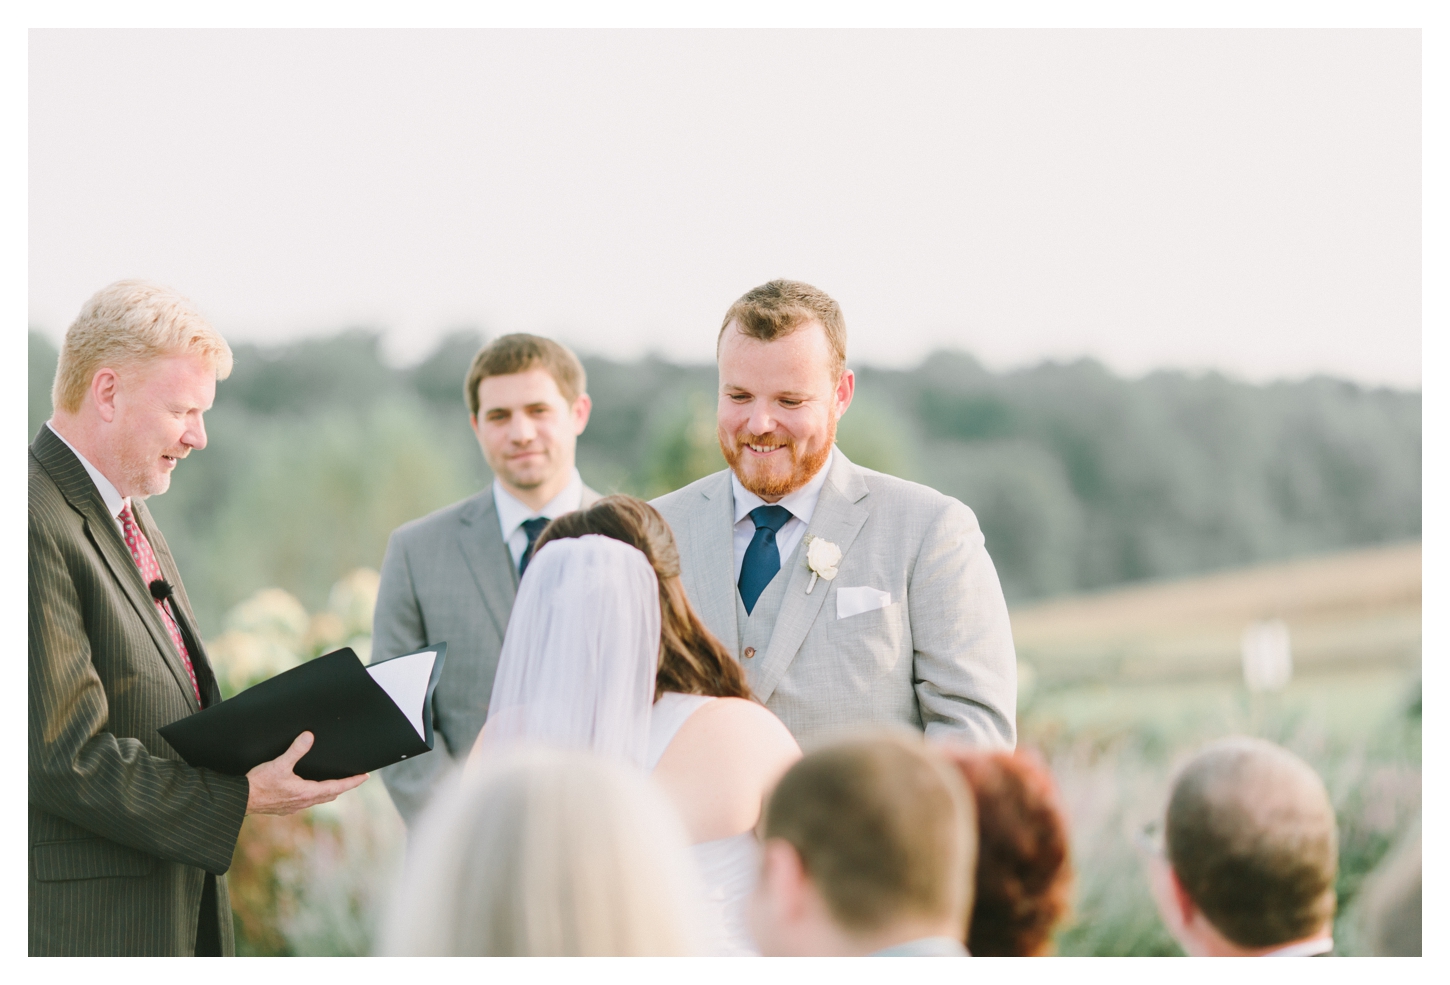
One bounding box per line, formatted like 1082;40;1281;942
805;536;842;594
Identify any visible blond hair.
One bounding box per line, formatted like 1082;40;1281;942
51;280;233;414
380;748;704;956
760;731;976;935
719;279;848;379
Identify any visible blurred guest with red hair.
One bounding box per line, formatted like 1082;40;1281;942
937;746;1074;955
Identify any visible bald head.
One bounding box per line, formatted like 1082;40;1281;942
1166;737;1338;948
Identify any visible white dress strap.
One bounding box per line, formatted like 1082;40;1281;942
646;692;716;770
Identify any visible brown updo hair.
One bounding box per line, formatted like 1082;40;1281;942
935;746;1073;956
533;495;754;702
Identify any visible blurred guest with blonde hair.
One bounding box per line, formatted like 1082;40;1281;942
379;748;705;956
749;732;976;956
937;745;1074;955
1142;737;1339;957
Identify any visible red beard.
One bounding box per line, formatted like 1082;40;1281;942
718;419;836;500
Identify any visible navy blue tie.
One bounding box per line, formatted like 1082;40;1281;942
738;505;793;615
519;516;550;576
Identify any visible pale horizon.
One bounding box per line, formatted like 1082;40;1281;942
29;29;1421;389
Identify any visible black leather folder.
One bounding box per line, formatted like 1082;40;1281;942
159;643;447;781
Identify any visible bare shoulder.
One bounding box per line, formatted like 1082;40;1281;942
655;697;801;841
686;697;801;760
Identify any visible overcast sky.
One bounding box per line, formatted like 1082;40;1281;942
28;29;1420;387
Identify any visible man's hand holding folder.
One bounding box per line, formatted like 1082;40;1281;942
245;731;369;816
160;643;448;790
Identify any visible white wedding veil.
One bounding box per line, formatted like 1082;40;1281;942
477;534;660;768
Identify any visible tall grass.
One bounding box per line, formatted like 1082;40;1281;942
210;574;1420;956
1031;674;1421;955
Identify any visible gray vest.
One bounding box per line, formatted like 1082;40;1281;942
734;540;803;667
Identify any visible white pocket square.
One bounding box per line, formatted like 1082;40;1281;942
836;586;892;620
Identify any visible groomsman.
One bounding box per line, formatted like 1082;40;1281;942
652;280;1017;751
372;334;601;825
30;281;366;955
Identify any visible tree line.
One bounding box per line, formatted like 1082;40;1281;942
28;330;1420;634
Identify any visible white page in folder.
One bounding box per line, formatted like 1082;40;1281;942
366;649;436;741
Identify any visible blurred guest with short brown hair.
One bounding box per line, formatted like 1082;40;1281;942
748;732;976;956
938;746;1073;955
1143;737;1338;956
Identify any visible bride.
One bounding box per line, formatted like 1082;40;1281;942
471;495;801;956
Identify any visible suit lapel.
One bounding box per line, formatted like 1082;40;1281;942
753;451;871;703
31;428;203;710
457;491;517;640
688;471;740;654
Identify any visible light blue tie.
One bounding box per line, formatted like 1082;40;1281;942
738;505;793;615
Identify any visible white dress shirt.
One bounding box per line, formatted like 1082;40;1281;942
1262;936;1334;957
730;446;836;583
493;468;586;569
46;421;129;534
870;935;970;957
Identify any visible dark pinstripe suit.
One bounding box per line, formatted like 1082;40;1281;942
29;425;250;956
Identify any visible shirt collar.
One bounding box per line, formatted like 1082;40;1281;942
870;936;970;957
46;421;129;520
493;468;585;538
731;445;835;526
1262;936;1334;957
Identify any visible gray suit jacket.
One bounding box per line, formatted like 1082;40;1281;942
372;483;600;825
29;426;249;956
652;450;1016;750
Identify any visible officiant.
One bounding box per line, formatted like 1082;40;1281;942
29;281;367;956
372;334;601;826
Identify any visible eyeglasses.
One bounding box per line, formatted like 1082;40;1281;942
1134;819;1165;858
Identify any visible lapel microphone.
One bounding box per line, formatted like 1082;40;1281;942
149;577;206;702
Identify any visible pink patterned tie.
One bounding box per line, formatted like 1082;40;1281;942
119;504;201;704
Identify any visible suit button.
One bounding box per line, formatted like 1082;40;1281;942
743;647;756;659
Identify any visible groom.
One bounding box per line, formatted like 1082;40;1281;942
653;280;1016;750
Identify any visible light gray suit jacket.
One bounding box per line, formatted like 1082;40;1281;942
372;483;600;825
652;450;1016;750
